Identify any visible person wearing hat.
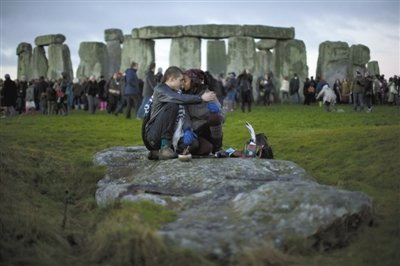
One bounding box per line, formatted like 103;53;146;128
106;72;123;114
351;70;365;111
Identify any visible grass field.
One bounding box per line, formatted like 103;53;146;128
0;104;399;265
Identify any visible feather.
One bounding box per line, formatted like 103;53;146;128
245;121;256;143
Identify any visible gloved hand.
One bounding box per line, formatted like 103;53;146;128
183;129;197;145
207;102;220;113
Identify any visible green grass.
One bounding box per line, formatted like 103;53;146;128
0;104;399;265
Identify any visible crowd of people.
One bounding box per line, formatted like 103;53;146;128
1;63;399;160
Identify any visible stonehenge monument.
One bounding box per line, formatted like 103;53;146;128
16;24;379;101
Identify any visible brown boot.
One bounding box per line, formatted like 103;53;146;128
147;150;159;160
159;146;177;160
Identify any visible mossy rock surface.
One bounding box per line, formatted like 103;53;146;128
94;146;373;260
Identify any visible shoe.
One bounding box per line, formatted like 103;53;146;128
147;150;159;160
159;146;177;160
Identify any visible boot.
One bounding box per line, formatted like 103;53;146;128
159;146;177;160
147;150;159;160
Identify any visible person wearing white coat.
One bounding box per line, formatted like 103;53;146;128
316;84;336;112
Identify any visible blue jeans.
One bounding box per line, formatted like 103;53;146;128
137;96;151;119
353;92;364;111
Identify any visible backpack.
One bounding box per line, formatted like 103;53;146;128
141;96;153;150
255;133;274;159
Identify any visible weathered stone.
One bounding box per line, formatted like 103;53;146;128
76;42;108;79
106;40;122;79
226;36;256;75
132;25;295;40
256;39;277;50
207;40;227;75
16;43;32;80
348;44;370;79
34;34;66;46
31;46;48;79
170;37;201;71
272;39;308;101
62;45;74;80
47;44;74;80
367;61;380;76
105;28;124;43
184;24;243;39
243;25;295;39
133;26;184;39
93;146;373;261
120;38;155;79
316;41;350;88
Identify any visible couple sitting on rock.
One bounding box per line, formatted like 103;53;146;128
142;66;224;160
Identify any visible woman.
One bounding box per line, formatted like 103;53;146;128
181;69;224;155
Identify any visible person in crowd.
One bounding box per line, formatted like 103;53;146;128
72;78;84;110
303;77;314;105
46;80;56;115
372;75;382;105
316;84;336;112
85;75;99;114
289;73;300;104
316;77;328;107
364;73;374;112
223;72;237;111
115;62;141;119
258;72;274;106
181;69;224;155
237;69;253;112
351;71;365;111
16;76;27;114
387;77;398;105
341;79;351;104
25;80;35;114
137;63;157;119
142;66;216;160
34;76;48;111
155;67;163;84
54;79;67;115
97;75;107;111
280;76;290;104
106;72;123;114
333;79;342;104
2;74;18;117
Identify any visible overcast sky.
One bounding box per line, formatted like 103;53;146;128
1;0;399;80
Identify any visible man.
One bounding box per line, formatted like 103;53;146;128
142;66;216;160
115;62;141;119
351;71;365;111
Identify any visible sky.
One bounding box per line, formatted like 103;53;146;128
1;0;399;80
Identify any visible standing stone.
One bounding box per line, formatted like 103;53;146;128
76;42;108;79
207;40;226;75
121;38;155;79
367;61;380;76
272;39;308;101
170;37;201;71
31;46;48;79
47;44;74;80
226;36;256;75
316;41;350;88
62;45;74;81
105;28;124;79
348;44;370;79
16;42;32;80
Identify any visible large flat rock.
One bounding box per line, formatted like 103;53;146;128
94;146;373;260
